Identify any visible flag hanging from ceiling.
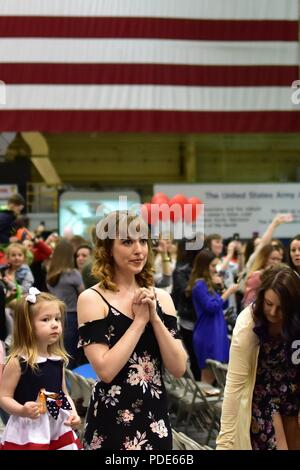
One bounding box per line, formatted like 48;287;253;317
0;0;299;133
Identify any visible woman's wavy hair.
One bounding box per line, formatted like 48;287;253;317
186;249;217;296
92;211;154;291
8;292;69;370
253;263;300;346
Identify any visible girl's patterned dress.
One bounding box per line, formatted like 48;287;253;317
250;335;300;450
78;288;180;450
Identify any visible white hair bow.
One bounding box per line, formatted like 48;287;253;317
25;287;41;304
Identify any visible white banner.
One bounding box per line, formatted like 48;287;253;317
154;183;300;239
0;184;18;201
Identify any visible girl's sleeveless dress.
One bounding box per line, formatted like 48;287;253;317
0;356;81;450
78;289;180;450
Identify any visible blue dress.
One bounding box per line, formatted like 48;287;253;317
192;280;229;369
78;289;180;450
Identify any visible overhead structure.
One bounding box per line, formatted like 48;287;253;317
21;132;61;185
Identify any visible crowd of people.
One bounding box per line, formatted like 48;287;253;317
0;194;300;450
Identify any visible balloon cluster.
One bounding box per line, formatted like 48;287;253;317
140;192;203;226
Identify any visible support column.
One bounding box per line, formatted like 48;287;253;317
184;141;197;182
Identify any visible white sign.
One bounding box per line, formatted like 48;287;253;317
0;184;18;201
154;183;300;239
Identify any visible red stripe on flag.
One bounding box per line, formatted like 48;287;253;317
0;110;299;133
1;64;297;86
0;16;297;41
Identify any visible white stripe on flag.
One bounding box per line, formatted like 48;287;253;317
1;85;294;111
1;0;297;20
0;39;298;66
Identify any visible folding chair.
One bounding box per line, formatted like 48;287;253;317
175;364;222;439
177;432;213;450
65;368;95;438
206;359;228;391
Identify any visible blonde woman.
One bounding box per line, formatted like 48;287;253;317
243;244;282;307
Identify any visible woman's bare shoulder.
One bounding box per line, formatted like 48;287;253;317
77;287;109;323
154;288;176;316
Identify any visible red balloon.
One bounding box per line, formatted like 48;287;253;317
152;196;169;206
188;196;202;205
167;194;187;222
168;200;183;222
158;203;171;221
151;196;170;222
184;197;204;223
151;192;169;204
169;194;188;207
141;203;159;225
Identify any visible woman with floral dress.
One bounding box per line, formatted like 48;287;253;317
217;264;300;450
77;211;187;450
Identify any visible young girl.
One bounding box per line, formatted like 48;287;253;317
4;243;34;295
0;287;81;450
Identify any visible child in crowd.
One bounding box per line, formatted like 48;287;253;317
4;243;34;296
0;288;81;450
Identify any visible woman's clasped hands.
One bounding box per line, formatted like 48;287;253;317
132;287;157;325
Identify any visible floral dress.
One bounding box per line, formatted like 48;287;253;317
250;335;300;450
78;288;180;450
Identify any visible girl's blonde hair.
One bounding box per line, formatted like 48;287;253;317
6;242;27;258
248;244;281;275
92;211;154;291
9;292;69;369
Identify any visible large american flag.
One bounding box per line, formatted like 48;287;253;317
0;0;299;133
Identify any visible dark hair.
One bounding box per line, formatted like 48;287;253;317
175;238;200;267
8;193;25;207
253;264;300;346
14;215;30;230
186;249;217;296
287;235;300;273
74;244;93;268
74;244;92;256
204;234;222;251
